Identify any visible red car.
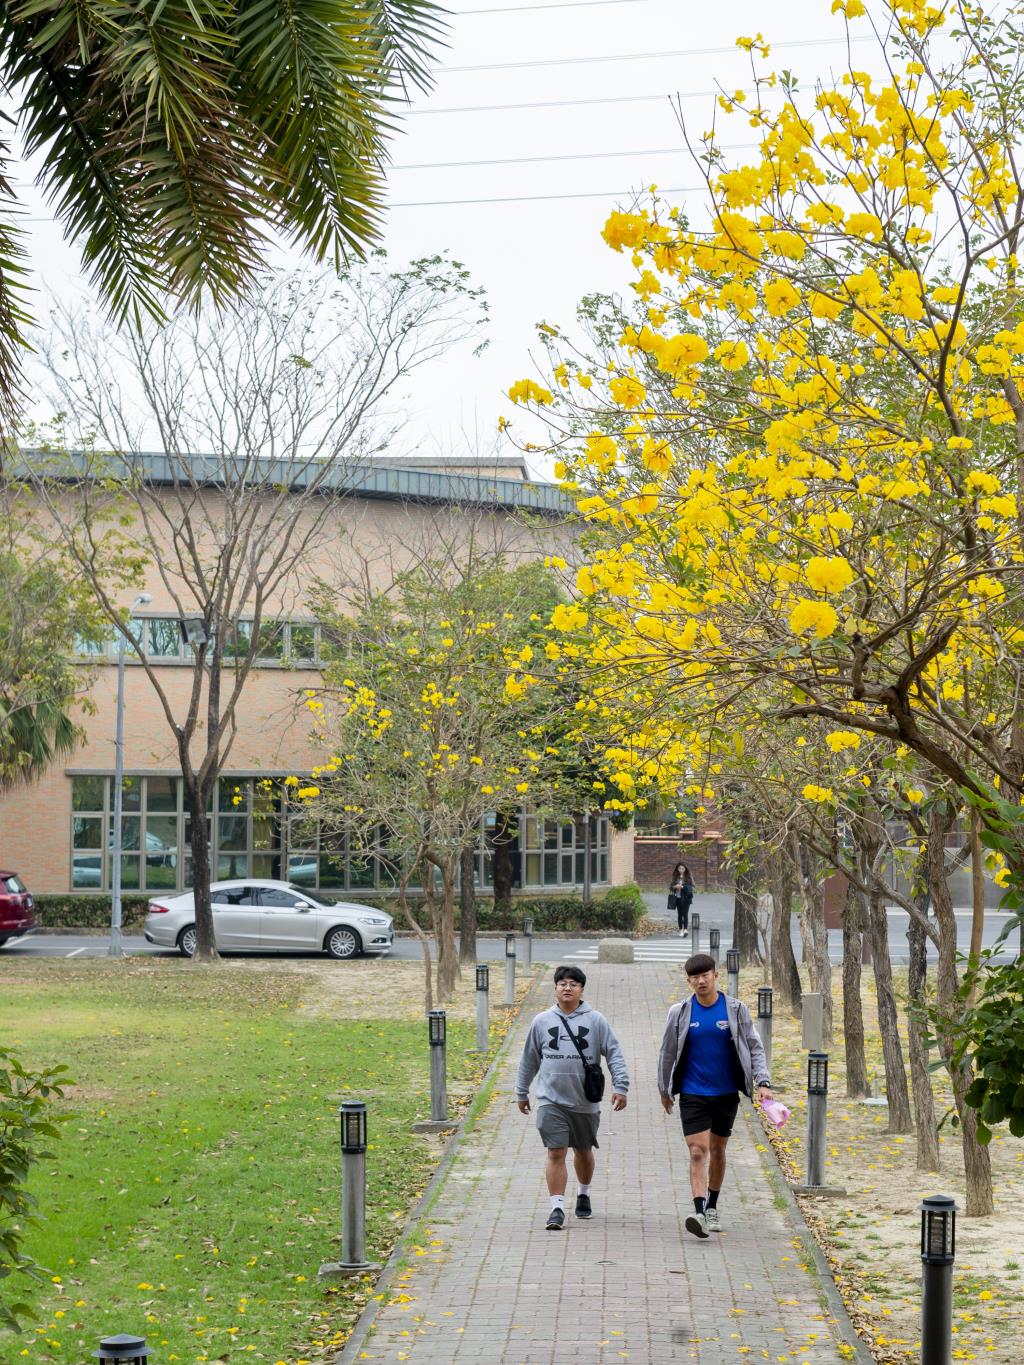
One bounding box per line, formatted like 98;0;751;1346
0;870;35;947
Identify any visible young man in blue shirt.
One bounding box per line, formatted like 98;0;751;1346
657;953;773;1238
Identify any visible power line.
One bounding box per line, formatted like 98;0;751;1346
387;184;699;207
394;144;686;170
441;34;871;74
393;142;751;170
409;91;686;115
455;0;648;12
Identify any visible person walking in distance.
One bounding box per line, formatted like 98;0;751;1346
516;964;630;1230
670;861;694;937
657;953;773;1238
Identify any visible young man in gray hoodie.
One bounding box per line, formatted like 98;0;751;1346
516;963;630;1230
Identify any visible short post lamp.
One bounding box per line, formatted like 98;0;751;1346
411;1011;458;1135
920;1196;956;1364
504;931;517;1007
522;915;534;970
429;1010;448;1121
110;591;151;958
756;985;773;1070
804;1052;828;1187
726;947;740;998
709;926;721;959
475;963;490;1052
319;1101;380;1280
690;910;701;954
93;1337;150;1364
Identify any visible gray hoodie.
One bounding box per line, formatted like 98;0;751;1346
515;1000;630;1113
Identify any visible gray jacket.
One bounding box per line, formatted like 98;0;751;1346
516;1001;630;1113
657;993;771;1100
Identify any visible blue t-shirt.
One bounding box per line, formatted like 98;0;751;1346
674;993;741;1096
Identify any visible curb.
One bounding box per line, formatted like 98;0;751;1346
742;1103;874;1364
333;970;545;1365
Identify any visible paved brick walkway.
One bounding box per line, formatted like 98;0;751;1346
343;965;860;1364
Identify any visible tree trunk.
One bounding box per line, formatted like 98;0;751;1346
967;808;986;1000
492;806;516;911
459;843;478;966
769;856;802;1016
928;807;993;1215
732;863;761;965
398;880;433;1014
434;855;460;1001
184;773;219;962
792;834;833;1043
906;881;940;1171
867;884;913;1133
841;881;871;1098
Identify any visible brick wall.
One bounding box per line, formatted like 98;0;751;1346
633;837;733;892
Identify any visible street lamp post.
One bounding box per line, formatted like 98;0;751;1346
920;1195;956;1365
475;964;490;1052
319;1102;381;1279
726;948;740;998
709;926;721;959
504;931;516;1007
110;593;151;958
690;910;701;955
804;1051;829;1188
756;986;773;1070
522;915;534;970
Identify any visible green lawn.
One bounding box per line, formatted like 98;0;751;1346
0;959;477;1365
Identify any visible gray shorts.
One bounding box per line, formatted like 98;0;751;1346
537;1103;600;1151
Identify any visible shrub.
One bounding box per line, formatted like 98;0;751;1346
0;1049;71;1328
31;895;151;932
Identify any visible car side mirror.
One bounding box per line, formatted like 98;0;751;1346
295;901;312;912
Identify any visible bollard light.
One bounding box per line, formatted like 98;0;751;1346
920;1195;957;1365
523;916;534;937
428;1009;446;1046
807;1051;829;1095
709;927;721;956
319;1098;380;1279
476;963;490;992
505;932;516;958
94;1337;150;1364
921;1195;956;1264
726;948;740;975
475;964;490;1052
690;911;700;932
340;1100;367;1153
757;986;773;1018
522;915;534;969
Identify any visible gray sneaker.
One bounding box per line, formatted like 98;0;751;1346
705;1206;722;1232
685;1212;709;1239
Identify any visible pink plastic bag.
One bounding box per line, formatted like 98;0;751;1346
762;1099;791;1129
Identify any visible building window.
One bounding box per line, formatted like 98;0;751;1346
68;777;611;894
72;618;324;666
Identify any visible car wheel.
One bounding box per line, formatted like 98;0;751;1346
325;925;361;959
178;925;197;958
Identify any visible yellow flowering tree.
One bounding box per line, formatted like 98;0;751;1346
303;559;594;1005
502;0;1024;1205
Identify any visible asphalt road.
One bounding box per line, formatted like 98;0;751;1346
2;905;1018;964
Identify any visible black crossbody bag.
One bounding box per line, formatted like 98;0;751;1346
562;1016;606;1103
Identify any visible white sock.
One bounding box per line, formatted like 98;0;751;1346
577;1183;591;1195
550;1194;565;1210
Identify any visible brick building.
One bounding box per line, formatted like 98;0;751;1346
1;455;633;898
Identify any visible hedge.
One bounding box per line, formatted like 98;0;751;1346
30;882;646;935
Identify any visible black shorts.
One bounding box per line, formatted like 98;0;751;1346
678;1092;740;1138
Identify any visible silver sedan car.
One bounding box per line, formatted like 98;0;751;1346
143;879;394;959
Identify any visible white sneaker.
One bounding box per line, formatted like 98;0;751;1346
685;1212;709;1239
678;929;686;937
705;1206;722;1232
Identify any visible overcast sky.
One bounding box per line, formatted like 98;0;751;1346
16;0;887;477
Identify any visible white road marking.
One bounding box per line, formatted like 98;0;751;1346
65;947;87;958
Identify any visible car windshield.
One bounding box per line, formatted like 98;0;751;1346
3;874;25;893
288;884;336;905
